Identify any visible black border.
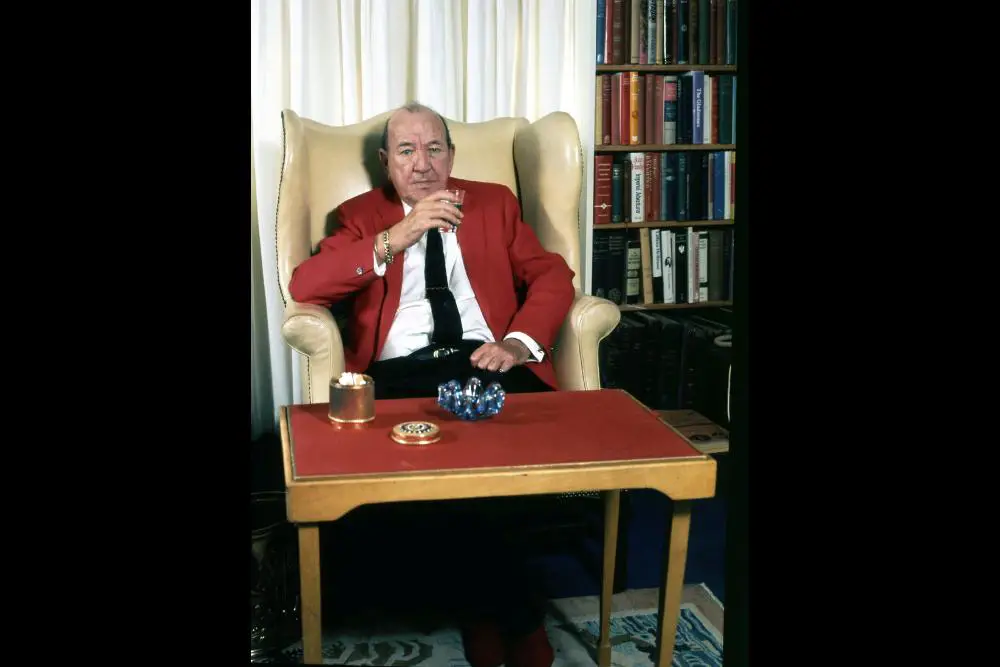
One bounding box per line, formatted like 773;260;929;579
726;1;864;664
726;0;751;660
80;10;250;662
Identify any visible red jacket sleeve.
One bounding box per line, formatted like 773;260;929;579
502;188;576;351
287;206;384;307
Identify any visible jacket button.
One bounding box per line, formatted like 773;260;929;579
355;266;363;275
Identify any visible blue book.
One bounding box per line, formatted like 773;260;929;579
691;71;705;144
597;0;606;64
712;152;726;220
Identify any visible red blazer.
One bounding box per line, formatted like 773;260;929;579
288;177;576;390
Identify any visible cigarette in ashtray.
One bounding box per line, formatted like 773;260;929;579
338;372;368;386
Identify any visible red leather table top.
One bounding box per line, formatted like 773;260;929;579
287;389;703;479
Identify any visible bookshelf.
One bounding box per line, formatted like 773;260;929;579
591;0;737;312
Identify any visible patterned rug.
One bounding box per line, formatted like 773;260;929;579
262;584;723;666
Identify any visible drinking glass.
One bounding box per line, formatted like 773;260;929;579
442;188;465;233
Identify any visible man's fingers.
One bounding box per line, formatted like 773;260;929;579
417;201;462;224
478;351;499;371
469;344;489;364
491;352;517;373
429;219;455;233
433;202;463;225
479;353;495;370
423;189;458;204
422;213;460;230
469;344;517;372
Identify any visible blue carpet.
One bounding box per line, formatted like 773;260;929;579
533;488;727;604
265;585;723;666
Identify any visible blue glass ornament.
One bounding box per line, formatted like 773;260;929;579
437;378;506;420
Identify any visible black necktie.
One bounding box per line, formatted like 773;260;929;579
424;228;463;345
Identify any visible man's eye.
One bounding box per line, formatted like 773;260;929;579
400;149;413;156
429;147;441;154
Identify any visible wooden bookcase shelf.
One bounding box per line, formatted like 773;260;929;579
596;143;735;152
620;300;732;311
597;64;736;73
594;220;733;230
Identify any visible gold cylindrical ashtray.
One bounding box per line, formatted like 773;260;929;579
328;373;375;424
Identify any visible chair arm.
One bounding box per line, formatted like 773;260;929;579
553;294;621;392
280;302;346;404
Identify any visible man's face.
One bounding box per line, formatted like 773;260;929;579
379;110;455;206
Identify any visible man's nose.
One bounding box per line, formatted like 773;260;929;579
413;150;431;171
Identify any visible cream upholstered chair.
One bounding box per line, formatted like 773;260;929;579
275;108;621;404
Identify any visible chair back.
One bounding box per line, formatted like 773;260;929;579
276;108;585;303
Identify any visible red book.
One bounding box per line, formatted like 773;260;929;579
654;74;664;144
611;0;625;64
644;152;655;221
602;74;612;144
620;73;631;146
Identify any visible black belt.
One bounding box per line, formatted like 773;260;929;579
406;340;482;363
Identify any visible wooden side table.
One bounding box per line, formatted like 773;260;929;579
280;389;718;666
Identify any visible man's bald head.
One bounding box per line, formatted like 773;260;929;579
380;102;454;153
377;102;456;205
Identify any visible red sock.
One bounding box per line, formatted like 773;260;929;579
461;619;505;667
505;625;554;667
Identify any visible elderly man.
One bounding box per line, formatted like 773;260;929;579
288;102;575;667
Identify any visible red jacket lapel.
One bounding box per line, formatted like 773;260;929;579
373;187;405;360
452;178;495;334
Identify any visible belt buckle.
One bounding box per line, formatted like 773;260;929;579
432;346;458;359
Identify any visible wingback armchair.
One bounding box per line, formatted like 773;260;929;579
275;108;620;404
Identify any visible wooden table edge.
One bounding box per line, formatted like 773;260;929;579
279;406;717;523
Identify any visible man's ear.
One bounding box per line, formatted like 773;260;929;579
378;148;388;172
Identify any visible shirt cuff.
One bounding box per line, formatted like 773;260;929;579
373;248;387;276
503;332;544;363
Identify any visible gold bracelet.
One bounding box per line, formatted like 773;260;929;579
382;230;394;265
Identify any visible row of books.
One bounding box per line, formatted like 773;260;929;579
596;72;735;147
593;226;733;306
594;151;734;225
596;0;738;67
599;310;732;428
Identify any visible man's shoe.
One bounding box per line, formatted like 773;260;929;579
505;624;554;667
460;619;505;667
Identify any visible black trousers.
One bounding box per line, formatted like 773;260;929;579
322;341;552;636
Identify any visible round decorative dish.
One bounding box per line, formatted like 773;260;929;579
390;421;441;446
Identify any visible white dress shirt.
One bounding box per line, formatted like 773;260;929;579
372;202;544;363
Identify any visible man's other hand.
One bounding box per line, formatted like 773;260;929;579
470;340;530;373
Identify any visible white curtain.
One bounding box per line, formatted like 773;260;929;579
251;0;596;437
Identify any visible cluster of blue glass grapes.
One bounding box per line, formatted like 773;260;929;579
437;377;506;420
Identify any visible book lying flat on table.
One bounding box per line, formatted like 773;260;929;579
657;409;729;455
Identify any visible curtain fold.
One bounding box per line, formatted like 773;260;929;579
250;0;595;435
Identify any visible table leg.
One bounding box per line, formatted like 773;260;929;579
298;524;322;665
598;490;621;667
655;500;692;667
